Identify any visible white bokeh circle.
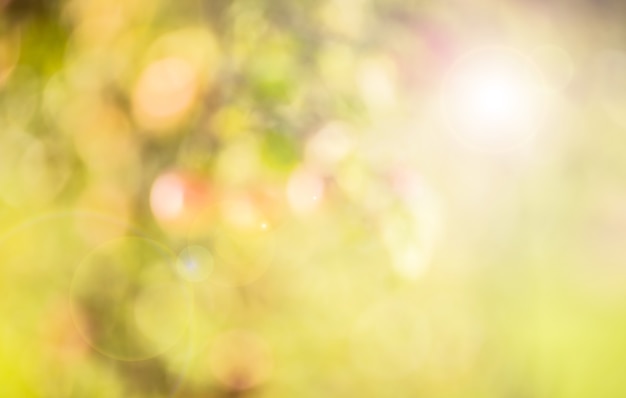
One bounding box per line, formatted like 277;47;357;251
441;46;548;152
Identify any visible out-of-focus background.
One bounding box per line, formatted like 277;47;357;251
2;0;626;396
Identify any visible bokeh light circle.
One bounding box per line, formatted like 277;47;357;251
286;166;326;215
190;188;283;287
70;236;192;361
441;46;547;152
149;170;216;237
132;57;199;131
176;245;214;282
207;224;278;286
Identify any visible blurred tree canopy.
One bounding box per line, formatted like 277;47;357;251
3;0;626;397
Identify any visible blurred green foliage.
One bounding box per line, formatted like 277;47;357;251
3;0;626;397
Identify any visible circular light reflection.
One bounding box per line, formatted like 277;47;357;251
132;57;199;131
149;170;215;235
305;121;353;170
150;172;185;222
208;226;276;286
0;136;71;207
177;245;214;282
70;237;191;361
441;47;547;152
357;56;397;110
286;166;325;215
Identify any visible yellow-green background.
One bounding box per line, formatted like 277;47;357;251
2;0;626;397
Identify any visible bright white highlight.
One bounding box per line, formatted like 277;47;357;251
442;47;546;152
286;167;325;215
150;172;185;221
469;73;528;125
